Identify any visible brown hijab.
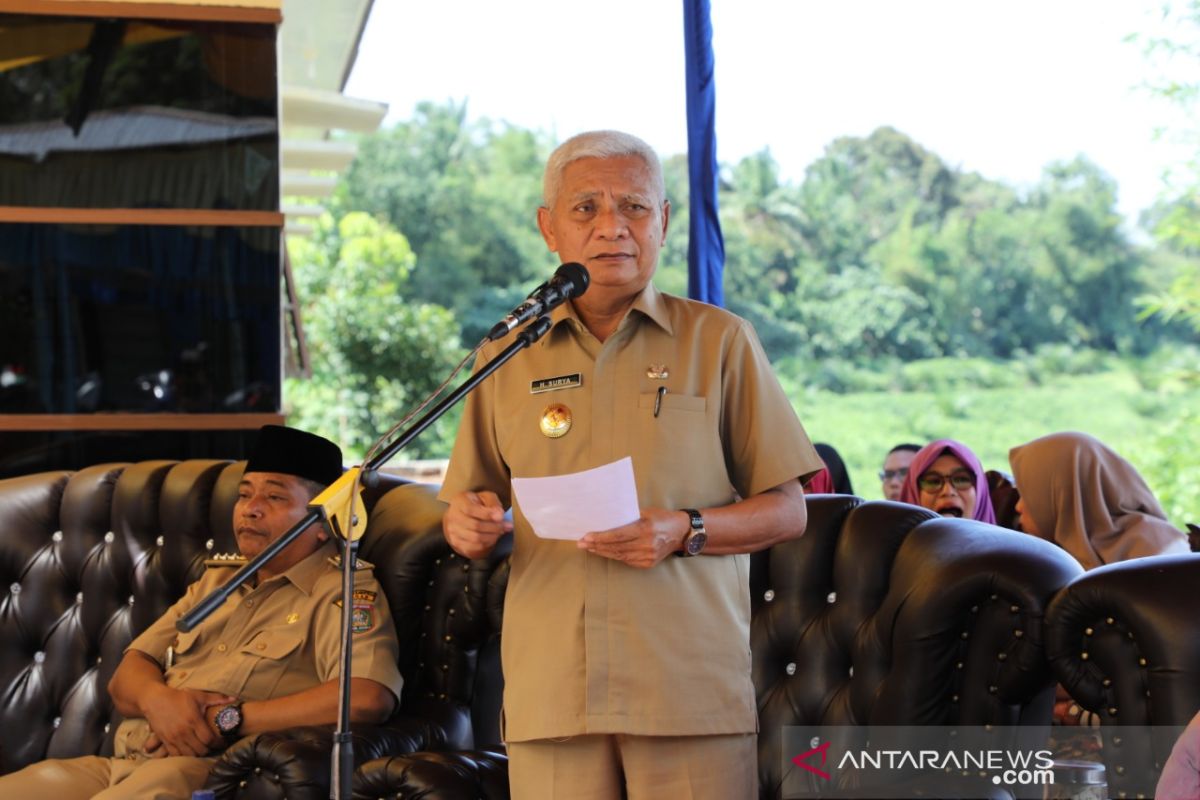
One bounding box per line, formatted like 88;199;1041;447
1009;431;1189;570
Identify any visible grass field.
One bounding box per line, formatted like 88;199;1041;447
784;355;1200;528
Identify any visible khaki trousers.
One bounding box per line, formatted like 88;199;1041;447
507;733;757;800
0;754;213;800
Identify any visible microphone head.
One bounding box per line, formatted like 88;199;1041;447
554;262;589;298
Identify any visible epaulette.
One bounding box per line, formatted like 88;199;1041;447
327;554;373;571
204;552;248;568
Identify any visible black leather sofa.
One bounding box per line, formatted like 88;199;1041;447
1047;553;1200;800
1;463;1099;799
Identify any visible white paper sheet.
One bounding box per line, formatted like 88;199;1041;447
511;457;640;540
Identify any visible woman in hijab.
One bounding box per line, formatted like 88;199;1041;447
899;439;997;524
1008;431;1188;570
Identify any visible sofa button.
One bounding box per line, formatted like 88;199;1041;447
9;583;18;595
1103;679;1112;687
128;596;135;606
1109;707;1117;716
52;716;61;728
206;539;214;551
1010;604;1019;613
448;609;456;616
104;723;110;733
997;653;1007;661
785;662;797;676
76;592;84;604
156;536;164;547
960;632;969;640
34;652;45;664
1138;658;1147;667
989;686;997;694
104;532;114;544
1085;627;1094;636
951;695;959;703
764;590;775;603
1081;652;1089;660
52;531;63;543
1014;630;1024;638
1106;617;1115;625
848;666;854;677
826;591;837;604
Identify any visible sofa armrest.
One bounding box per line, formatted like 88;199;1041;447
353;748;509;800
207;716;452;800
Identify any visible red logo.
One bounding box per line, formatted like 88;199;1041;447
792;740;832;781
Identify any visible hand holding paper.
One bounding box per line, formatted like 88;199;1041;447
511;457;640;541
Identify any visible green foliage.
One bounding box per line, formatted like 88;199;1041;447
1130;0;1200;340
285;212;464;460
332;102;558;345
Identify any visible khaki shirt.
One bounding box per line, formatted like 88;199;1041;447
440;285;821;740
115;540;402;756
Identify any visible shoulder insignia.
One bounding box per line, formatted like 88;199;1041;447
327;555;373;571
204;553;247;568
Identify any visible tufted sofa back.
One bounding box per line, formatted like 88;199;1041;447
1046;553;1200;799
0;460;504;778
752;495;1085;797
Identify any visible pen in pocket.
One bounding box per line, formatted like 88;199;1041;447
654;385;667;417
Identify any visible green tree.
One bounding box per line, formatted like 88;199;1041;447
1131;0;1200;335
285;212;463;460
334;101;556;345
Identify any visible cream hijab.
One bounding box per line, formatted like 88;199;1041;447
1009;432;1189;570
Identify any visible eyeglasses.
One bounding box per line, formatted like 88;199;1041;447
917;470;975;493
879;468;909;481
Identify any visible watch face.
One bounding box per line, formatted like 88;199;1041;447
215;704;241;735
685;530;708;556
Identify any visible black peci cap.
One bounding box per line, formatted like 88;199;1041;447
244;425;343;487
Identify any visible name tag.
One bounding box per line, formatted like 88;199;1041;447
531;373;582;394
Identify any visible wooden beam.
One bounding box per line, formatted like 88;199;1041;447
0;413;285;431
0;207;284;227
0;0;281;23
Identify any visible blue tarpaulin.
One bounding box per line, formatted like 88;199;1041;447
682;0;724;307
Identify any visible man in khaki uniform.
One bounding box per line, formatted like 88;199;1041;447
440;130;823;799
0;425;403;799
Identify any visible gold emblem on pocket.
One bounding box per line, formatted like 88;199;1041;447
286;613;300;624
540;403;572;438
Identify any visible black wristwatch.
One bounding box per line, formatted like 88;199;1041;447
678;508;708;557
214;702;243;738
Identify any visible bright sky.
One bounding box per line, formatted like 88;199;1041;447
346;0;1194;230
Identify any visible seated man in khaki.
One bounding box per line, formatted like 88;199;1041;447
0;425;403;799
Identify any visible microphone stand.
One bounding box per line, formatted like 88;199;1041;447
176;315;554;800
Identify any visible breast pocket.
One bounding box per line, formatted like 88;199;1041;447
635;391;719;475
240;629;303;661
236;629;305;697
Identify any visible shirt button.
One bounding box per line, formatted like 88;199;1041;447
256;643;266;651
245;600;254;608
217;644;227;653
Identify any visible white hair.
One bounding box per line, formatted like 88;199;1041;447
542;130;666;209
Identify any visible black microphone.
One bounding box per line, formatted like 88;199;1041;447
487;263;589;341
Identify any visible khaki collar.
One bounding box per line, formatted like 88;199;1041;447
546;282;674;342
